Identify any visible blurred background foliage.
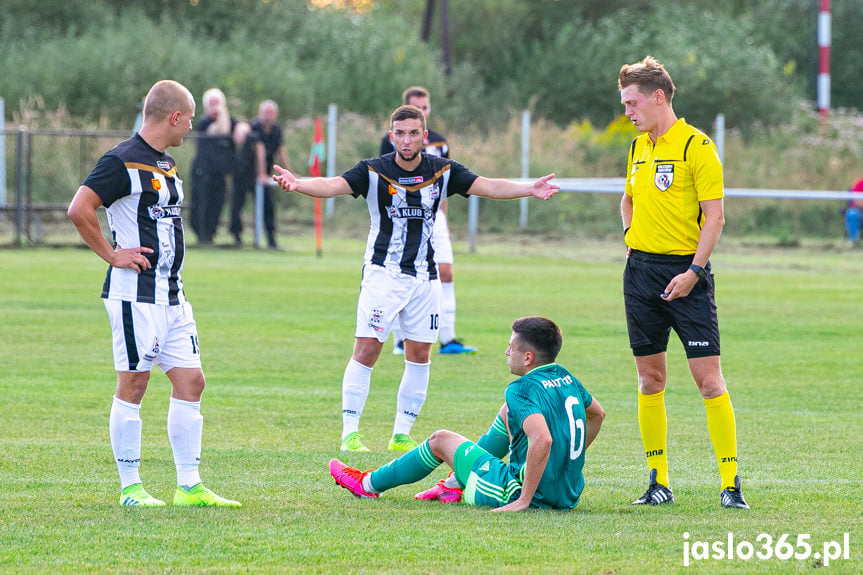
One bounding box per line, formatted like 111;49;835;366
1;0;858;132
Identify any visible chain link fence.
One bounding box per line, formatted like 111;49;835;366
0;129;277;247
2;129;146;246
1;126;856;248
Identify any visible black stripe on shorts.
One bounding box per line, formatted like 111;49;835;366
121;301;139;371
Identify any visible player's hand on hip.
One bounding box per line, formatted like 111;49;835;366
112;246;153;274
531;173;559;200
272;164;298;192
661;271;697;302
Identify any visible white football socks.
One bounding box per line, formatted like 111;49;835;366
110;396;143;490
362;474;380;494
439;281;457;344
393;359;430;436
443;472;460;489
167;396;203;489
342;358;373;440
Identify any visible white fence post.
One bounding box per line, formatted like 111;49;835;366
0;98;6;209
325;104;337;219
467;195;479;253
714;113;725;164
254;181;264;248
519;110;530;229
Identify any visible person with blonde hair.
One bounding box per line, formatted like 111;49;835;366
618;56;749;509
190;87;239;244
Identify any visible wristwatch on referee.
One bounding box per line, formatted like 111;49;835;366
688;264;706;279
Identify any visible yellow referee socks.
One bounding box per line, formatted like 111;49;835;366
704;391;738;490
638;390;669;487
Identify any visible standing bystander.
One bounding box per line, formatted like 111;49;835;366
231;100;290;249
67;80;241;508
843;179;863;245
380;87;475;355
618;56;749;509
190;88;238;245
272;105;559;453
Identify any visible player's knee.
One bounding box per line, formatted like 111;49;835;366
116;372;150;403
637;371;666;394
696;375;726;399
352;338;383;367
428;429;456;453
439;264;453;283
428;429;451;443
193;372;206;393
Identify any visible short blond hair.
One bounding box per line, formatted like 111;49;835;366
618;56;676;100
143;80;194;122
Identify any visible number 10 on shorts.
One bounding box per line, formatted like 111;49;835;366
429;314;439;330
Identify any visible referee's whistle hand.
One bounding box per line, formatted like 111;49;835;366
662;272;697;301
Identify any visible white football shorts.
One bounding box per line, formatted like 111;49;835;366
431;210;453;265
355;264;441;343
104;299;202;373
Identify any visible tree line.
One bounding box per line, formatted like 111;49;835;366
1;0;858;132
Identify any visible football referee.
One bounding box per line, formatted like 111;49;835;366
618;56;749;509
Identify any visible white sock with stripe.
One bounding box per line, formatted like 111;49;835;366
439;282;457;344
109;396;143;490
393;360;430;436
167;397;203;489
342;358;373;440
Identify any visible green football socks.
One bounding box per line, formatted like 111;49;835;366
369;439;442;492
477;413;509;458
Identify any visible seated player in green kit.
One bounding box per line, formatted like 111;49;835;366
328;316;605;511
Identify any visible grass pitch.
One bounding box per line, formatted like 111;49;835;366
0;236;860;574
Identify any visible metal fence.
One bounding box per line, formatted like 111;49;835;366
0;128;247;246
2;128;132;245
2;124;861;248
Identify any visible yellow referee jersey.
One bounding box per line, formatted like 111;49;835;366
625;118;723;255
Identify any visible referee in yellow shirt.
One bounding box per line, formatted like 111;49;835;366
618;56;749;509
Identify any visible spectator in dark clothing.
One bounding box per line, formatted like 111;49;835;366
230;99;290;249
190;88;237;245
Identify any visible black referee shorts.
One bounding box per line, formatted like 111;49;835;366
623;249;720;358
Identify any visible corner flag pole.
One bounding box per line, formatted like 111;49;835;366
309;116;326;257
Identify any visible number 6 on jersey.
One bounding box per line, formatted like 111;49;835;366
565;395;585;460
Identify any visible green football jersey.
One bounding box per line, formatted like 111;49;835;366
504;363;593;509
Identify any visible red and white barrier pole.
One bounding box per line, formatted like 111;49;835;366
817;0;831;121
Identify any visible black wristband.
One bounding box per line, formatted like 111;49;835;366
688;264;706;279
624;226;630;238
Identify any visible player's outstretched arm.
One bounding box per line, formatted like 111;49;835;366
468;173;559;201
67;186;153;274
272;164;351;198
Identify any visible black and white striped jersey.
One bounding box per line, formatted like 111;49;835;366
342;153;477;280
82;134;186;305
